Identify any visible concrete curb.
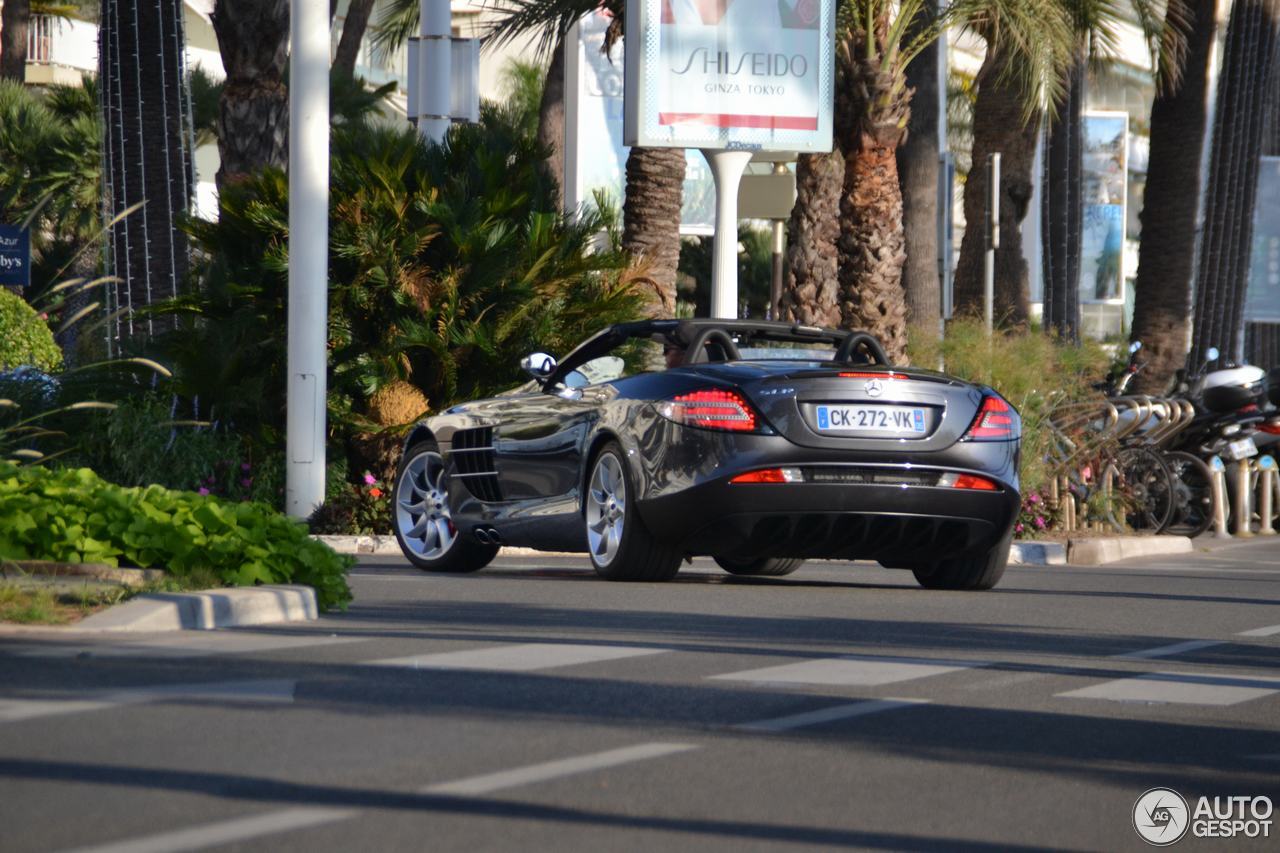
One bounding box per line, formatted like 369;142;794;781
1065;535;1193;566
313;534;1198;567
75;584;318;632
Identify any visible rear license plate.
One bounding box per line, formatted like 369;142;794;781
1226;437;1258;460
815;404;927;434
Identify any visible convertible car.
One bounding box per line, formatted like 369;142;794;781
392;319;1021;590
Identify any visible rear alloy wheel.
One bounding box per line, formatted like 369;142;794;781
393;442;497;572
912;529;1011;591
714;556;805;577
586;442;681;581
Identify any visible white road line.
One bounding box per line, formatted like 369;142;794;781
1247;754;1280;762
710;655;978;687
1113;640;1224;660
59;807;355;853
0;680;296;724
734;699;929;732
422;742;698;796
1238;625;1280;637
365;642;669;672
1058;671;1280;706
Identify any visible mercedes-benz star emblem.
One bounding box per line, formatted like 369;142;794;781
865;379;884;397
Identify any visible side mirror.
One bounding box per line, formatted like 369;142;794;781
521;352;557;381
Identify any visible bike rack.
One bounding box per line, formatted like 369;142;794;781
1209;456;1232;539
1254;456;1277;536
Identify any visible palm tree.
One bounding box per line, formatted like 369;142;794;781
785;0;1070;361
0;0;32;81
1040;0;1181;344
1129;0;1216;393
209;0;289;187
1188;0;1280;367
333;0;377;79
897;0;943;328
951;5;1074;328
99;0;193;341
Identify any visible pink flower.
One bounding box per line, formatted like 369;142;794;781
1028;493;1040;504
1034;516;1046;529
363;473;377;486
241;462;252;472
1015;523;1025;533
198;487;210;496
240;478;252;488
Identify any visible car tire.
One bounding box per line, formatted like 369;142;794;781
393;441;498;573
714;556;805;577
585;442;681;581
911;528;1011;591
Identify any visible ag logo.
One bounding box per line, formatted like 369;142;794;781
865;379;884;397
1134;788;1190;845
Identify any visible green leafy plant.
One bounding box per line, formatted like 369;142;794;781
0;289;62;372
0;463;353;610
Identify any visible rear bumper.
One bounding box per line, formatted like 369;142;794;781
637;476;1019;561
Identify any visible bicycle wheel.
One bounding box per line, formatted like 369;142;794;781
1111;447;1175;532
1162;450;1215;537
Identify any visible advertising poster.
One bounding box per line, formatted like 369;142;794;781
1246;156;1280;322
569;11;715;231
0;225;31;290
624;0;834;152
1080;112;1128;303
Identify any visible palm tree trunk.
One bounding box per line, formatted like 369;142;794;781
210;0;289;188
0;0;31;82
1041;45;1085;343
1190;0;1280;365
897;3;941;327
537;32;566;209
99;0;192;341
1130;0;1217;393
841;142;910;361
623;146;683;316
783;150;845;326
333;0;376;79
953;48;1038;327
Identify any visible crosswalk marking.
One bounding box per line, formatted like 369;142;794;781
59;807;355;853
0;680;296;724
709;655;977;687
1058;671;1280;706
364;642;669;672
1238;624;1280;637
422;743;698;795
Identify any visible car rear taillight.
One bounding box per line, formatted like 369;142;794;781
730;467;804;484
659;389;760;432
962;395;1015;441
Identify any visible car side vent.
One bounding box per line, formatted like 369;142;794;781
450;427;503;503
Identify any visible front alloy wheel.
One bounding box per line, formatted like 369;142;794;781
393;442;496;572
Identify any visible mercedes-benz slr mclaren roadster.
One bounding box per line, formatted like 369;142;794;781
392;320;1021;590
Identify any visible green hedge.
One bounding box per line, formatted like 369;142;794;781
0;463;352;610
0;288;62;372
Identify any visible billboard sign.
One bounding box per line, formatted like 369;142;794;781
1080;112;1128;304
1247;157;1280;322
566;11;716;232
623;0;835;152
0;225;31;290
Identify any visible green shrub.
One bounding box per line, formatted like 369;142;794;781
0;289;62;372
909;317;1111;494
0;463;353;610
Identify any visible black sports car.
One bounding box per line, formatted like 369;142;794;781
392;319;1021;590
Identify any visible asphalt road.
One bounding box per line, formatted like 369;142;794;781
2;540;1279;852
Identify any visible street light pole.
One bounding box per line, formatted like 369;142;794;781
705;149;753;319
285;0;330;519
